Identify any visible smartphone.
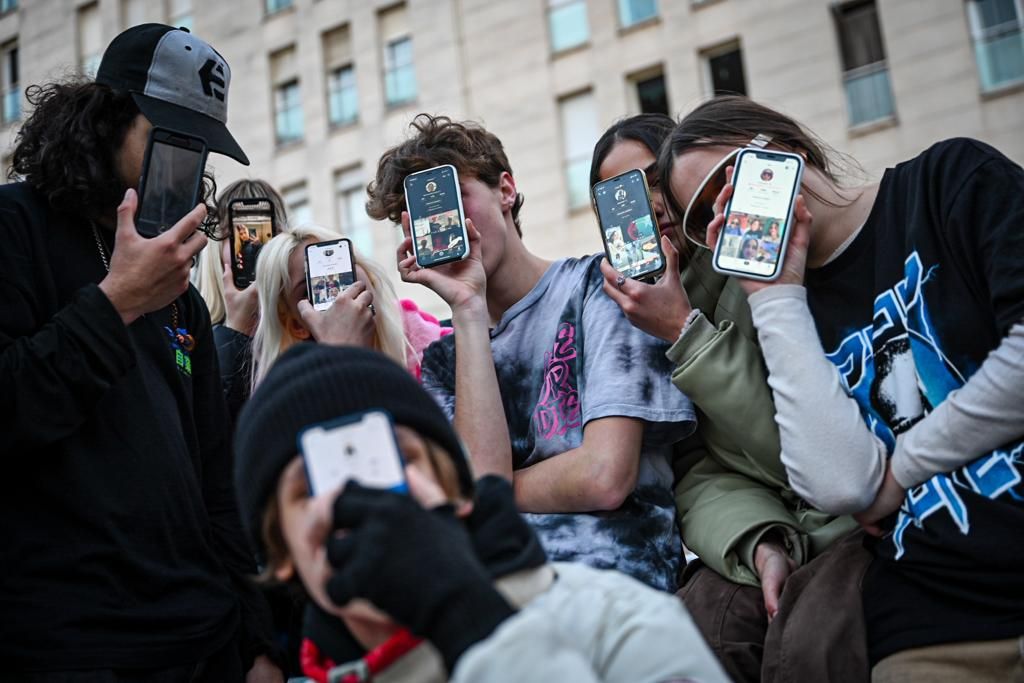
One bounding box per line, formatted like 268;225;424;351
712;148;805;281
229;198;277;289
305;238;356;312
136;128;209;238
592;169;666;282
403;164;470;268
299;410;408;497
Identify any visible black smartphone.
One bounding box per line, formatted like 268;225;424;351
229;198;277;289
592;168;666;282
305;238;356;312
403;164;470;268
712;148;804;281
136;128;209;238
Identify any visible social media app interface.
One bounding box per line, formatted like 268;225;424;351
594;170;663;279
717;152;800;277
406;166;467;266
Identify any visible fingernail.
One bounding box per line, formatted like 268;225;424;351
123;189;131;201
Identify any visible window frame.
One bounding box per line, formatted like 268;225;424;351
547;0;590;55
965;0;1024;93
383;35;417;107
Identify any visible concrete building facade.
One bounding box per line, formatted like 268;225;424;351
1;0;1022;314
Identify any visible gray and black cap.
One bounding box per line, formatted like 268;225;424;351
96;23;249;166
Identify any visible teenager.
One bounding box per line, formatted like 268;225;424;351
233;344;729;683
665;95;1024;682
591;113;855;682
191;179;290;421
366;115;697;592
249;225;449;387
0;24;278;680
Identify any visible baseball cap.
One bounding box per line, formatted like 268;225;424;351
96;24;249;166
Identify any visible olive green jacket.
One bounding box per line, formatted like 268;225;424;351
669;250;855;587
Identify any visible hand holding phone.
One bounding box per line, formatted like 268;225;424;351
300;410;408;497
706;165;814;295
230;198;278;289
135;128;209;238
592;169;666;283
404;165;470;268
711;149;804;281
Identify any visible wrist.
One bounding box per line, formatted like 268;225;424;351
451;297;489;325
98;278;141;325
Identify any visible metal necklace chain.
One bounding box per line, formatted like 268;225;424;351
90;221;179;328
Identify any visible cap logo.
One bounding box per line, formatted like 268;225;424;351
198;58;226;102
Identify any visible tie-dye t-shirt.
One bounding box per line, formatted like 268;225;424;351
421;255;696;591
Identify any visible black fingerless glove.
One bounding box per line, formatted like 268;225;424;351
325;483;515;672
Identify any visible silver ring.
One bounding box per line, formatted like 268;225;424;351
367;303;376;316
615;275;626;288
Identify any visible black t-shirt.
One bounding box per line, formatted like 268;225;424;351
0;183;265;670
805;139;1024;664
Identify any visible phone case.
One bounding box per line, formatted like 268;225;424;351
298;410;408;497
592;169;667;283
135;128;209;239
711;149;805;282
404;164;471;269
229;198;277;289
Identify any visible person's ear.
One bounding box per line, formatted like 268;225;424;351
498;171;517;212
274;557;295;582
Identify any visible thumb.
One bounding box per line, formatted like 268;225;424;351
116;189;138;239
660;235;678;278
762;572;782;622
297;299;317;325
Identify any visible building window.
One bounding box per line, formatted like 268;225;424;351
558;91;600;210
323;25;358;127
383;37;416;105
548;0;589;53
335;166;373;258
271;46;303;145
266;0;292;15
619;0;658;28
122;0;162;27
967;0;1024;92
702;41;747;96
380;5;417;106
632;70;670;115
168;0;193;31
78;3;103;78
1;0;18;14
328;66;358;127
835;0;895;126
1;42;18;126
283;183;313;227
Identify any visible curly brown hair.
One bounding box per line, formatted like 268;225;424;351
10;78;219;236
366;114;525;235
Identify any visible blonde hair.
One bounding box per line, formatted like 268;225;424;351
250;225;411;388
193;179;289;324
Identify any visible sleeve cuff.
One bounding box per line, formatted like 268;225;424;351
666;311;717;366
63;284;136;374
747;283;808;310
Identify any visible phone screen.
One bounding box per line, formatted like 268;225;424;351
137;138;205;237
306;239;356;312
716;151;802;279
593;169;665;280
231;201;275;288
404;165;469;267
300;411;407;497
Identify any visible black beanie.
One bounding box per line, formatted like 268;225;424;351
234;343;474;555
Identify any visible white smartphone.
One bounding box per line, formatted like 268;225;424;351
712;148;804;281
403;164;470;268
305;238;356;313
299;410;408;497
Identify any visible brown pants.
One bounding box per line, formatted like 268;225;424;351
872;637;1024;683
678;530;872;683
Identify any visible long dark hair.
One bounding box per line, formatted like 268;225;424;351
589;113;675;188
10;78;218;235
658;96;859;225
